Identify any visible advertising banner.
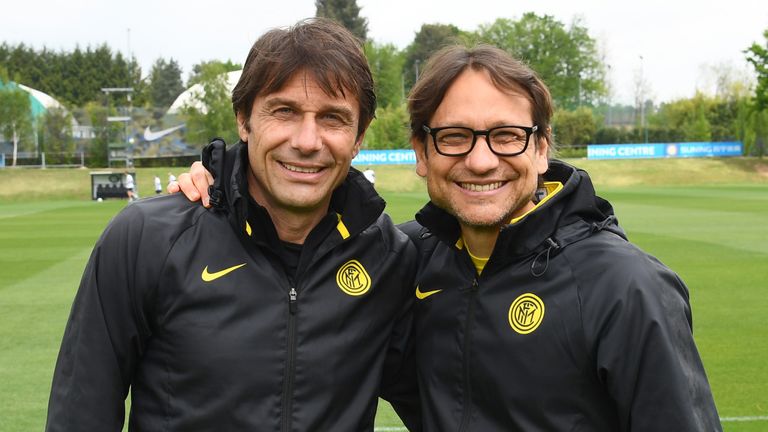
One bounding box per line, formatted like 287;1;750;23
352;149;417;166
587;142;743;160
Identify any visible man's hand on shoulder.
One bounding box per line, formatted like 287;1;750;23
167;161;214;208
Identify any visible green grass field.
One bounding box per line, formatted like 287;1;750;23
1;159;767;431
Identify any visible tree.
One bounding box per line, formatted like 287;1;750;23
475;14;607;110
315;0;368;41
0;75;34;166
181;66;238;147
364;104;410;150
39;107;75;164
148;58;185;109
187;60;241;87
745;29;768;110
83;101;123;167
0;42;144;107
403;23;462;90
552;107;597;147
364;42;405;108
745;29;768;157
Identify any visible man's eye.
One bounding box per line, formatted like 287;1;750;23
321;113;348;126
273;107;295;116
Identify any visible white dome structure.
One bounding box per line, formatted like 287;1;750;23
167;70;242;115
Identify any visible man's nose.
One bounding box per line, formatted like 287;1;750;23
291;116;323;153
463;135;499;173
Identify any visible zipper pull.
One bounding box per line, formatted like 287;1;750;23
289;287;298;314
471;278;479;291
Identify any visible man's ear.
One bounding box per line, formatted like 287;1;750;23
236;112;249;142
535;133;550;175
412;137;428;178
352;131;365;159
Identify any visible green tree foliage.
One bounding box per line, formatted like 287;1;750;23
475;13;606;110
652;94;714;142
745;30;768;110
364;104;410;149
0;42;140;107
364;42;405;108
0;75;34;165
552;107;597;147
82;101;123;167
181;66;238;147
745;29;768;156
187;60;241;87
148;58;185;109
39;107;75;163
403;23;462;91
315;0;368;41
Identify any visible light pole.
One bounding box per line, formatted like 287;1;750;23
639;55;648;143
606;64;612;127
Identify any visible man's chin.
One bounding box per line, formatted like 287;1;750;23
453;210;510;230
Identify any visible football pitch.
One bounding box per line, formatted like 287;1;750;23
1;178;767;430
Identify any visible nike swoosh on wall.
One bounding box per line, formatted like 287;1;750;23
143;124;186;141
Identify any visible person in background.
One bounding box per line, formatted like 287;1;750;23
362;167;376;185
46;18;419;431
153;175;162;195
167;172;177;192
123;170;135;201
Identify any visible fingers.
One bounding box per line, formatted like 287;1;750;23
167;180;180;194
176;172;201;203
190;161;214;208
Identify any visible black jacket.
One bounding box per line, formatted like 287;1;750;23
402;160;721;431
46;141;419;431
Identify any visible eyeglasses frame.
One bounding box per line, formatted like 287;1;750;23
421;124;539;157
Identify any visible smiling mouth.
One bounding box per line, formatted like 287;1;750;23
281;162;322;174
459;182;504;192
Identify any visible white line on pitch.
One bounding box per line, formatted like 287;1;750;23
720;416;768;422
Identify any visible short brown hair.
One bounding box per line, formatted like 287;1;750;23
232;18;376;138
408;44;554;155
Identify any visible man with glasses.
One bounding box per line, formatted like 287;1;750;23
404;44;720;431
175;44;721;430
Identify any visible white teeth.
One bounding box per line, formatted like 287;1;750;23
460;182;503;192
282;163;321;174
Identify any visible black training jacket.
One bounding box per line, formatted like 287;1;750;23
402;160;721;431
46;141;419;431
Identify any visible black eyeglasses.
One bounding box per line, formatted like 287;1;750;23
422;124;538;157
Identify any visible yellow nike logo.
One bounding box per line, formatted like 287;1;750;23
201;263;246;282
415;285;442;300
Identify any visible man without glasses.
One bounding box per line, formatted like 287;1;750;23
46;18;420;431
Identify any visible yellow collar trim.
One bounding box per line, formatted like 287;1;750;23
466;245;489;275
509;182;563;225
336;213;350;239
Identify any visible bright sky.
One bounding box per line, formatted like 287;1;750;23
3;0;767;105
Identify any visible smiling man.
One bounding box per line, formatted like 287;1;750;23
45;19;419;431
404;45;721;431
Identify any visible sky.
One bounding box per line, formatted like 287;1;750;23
3;0;767;105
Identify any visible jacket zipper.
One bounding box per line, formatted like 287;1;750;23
459;278;479;432
282;287;298;432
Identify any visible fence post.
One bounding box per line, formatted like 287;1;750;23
81;152;85;167
41;152;46;169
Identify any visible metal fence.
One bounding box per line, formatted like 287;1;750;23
0;152;86;168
